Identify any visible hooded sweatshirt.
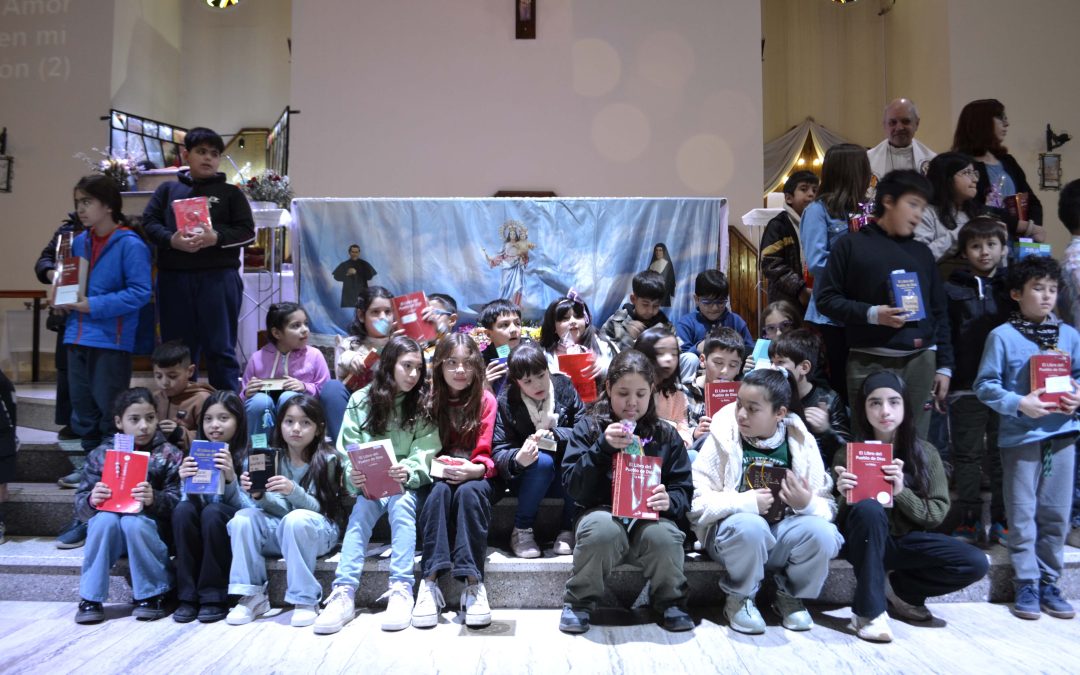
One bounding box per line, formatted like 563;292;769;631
153;381;216;451
240;343;331;399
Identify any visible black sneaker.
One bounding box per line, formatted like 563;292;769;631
133;595;168;621
197;603;228;623
55;520;87;549
660;606;695;632
75;599;104;624
57;426;79;441
559;603;590;634
173;602;198;623
57;469;83;489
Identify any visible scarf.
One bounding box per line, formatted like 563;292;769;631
522;380;557;431
740;417;788;450
1008;311;1059;350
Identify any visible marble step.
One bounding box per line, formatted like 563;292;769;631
15;396;61;433
13;428;82;483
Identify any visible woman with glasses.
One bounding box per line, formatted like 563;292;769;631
915;152;986;263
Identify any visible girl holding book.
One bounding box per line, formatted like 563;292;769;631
741;300;803;375
314;336;441;635
690;368;841;636
539;294;616;388
833;371;987;643
73;388;182;624
413;334;498;629
171;391;252;623
335;285;396;394
634;325;694;447
492;341;585;559
226;395;344;628
560;350;694;635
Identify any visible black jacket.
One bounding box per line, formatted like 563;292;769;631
944;267;1009;390
801;384;850;465
141;170;255;271
760;210;806;307
492;373;585;481
34;212;84;284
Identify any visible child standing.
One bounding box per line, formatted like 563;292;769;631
152;341;215;452
761;171;819;309
916;152;984;263
1055;179;1080;549
675;270;753;358
975;255;1080;620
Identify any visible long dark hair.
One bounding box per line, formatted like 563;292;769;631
74;174;126;226
741;368;805;426
196;390;248;476
265;301;307;348
361;335;430;436
633;325;680;395
952;98;1007;158
428;333;486;452
588;349;660;438
347;285;394;339
273;394;343;522
854;373;932;501
539;297;602;354
926;151;982;231
817;143;871;219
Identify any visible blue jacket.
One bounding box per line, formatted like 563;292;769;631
800;200;850;326
675;308;753;356
63;227;152;352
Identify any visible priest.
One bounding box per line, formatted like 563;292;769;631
867;98;936;186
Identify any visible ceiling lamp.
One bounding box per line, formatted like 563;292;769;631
207;0;238;8
831;0;859;4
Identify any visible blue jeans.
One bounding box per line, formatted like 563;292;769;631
227;507;339;606
510;451;574;530
335;491;418;589
244;391;301;440
318;379;349;445
79;512;172;603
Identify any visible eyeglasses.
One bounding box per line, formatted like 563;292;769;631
443;358;475;372
958;168;979;179
698;298;728;308
995;114;1009;124
763;320;794;337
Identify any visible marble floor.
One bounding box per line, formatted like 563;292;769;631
0;600;1077;675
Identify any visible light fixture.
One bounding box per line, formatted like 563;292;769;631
238;136;246;149
207;0;238;8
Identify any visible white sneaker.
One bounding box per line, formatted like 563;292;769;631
313;586;356;635
461;582;491;627
411;579;445;628
225;591;270;625
553;530;575;556
379;581;415;631
851;612;894;643
511;527;541;558
885;575;933;622
291;604;319;627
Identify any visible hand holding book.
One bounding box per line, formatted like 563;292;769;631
90;481;112;508
214;449;237;483
779;471;812;510
131;481;155;508
1018;388;1062;418
880;459;905;498
645;483;670;513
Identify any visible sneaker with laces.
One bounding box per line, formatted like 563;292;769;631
772;590;813;631
885;575;933;622
1039;582;1076;619
1011;582;1041;620
291;604;319;627
989;522;1008;547
510;527;541;558
55;519;87;550
851;612;893;642
461;582;491;627
313;586;356;634
723;594;765;634
74;599;104;624
57;469;82;489
226;590;270;625
379;581;415;631
559;603;590;634
951;521;980;545
552;530;574;556
411;579;445;628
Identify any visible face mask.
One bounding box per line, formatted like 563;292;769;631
373;318;392;337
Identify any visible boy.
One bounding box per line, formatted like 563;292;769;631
675;269;754;358
142;127;256;392
814;170;953;439
1055;179;1080;548
478;299;523;386
769;328;851;465
761;171;819;309
975;255;1080;620
944;217;1010;544
151;341;215;452
687;327;746;443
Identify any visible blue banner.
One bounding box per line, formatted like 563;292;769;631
291;197;727;337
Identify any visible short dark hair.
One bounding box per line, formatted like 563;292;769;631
151;340;191;368
701;326;745;361
184;127;225;153
873;170;933;218
1059;179;1080;235
694;269;729;299
957;216;1007;251
111;387;155;420
507;341;549;381
427;293;458;315
478;298;521;329
631;270;666;301
783;170;819;195
1007;255;1062;293
768;328;821;370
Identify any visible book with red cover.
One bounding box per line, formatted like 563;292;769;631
347;440;403;500
393;292;438;343
343;349;381;393
742;461;787;522
1003;192;1030;223
171;197;213;235
846;442;894;507
558;352;598;403
98;449;150;514
705;382;741;417
52;231;87;306
431;455;467;479
1030;353;1074;407
611;452;662;521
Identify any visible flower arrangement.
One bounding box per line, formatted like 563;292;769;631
457;322;542;351
74;147;141;191
241;169;294;209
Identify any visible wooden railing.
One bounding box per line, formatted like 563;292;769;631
727;228;762;339
0;290;47;381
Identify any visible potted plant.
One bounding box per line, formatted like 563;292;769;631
241;169;294;210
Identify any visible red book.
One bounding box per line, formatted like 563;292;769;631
1031;353;1073;408
558;352;597;403
742;461;788;523
1003;192;1030;223
431;455;467;479
705;382;740;417
343;349;381;393
846;442;893;508
97;449;151;514
611;452;662;521
52;231;87;306
171;197;213;235
393;292;438;343
347;440;403;500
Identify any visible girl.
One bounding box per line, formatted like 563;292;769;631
492;341;585;558
171;391;251;623
413;334;498;629
834;372;987;642
226;394;344;627
916;152;984;262
649;243;677;306
335;285;396;394
634;326;694;446
540;294;616;385
560;350;694;635
742;300;803;374
800;143;871;399
314;337;441;635
73;388;182;624
690;369;841;635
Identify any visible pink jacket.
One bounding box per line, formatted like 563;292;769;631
241;344;330;399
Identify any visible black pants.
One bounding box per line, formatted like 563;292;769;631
53;327;71;426
157;268;242;392
67;345;132;452
172;499;238;604
419;479;492;582
841;499;988;618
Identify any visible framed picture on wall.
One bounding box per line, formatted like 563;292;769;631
1039;153;1062;190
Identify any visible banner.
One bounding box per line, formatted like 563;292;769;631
291;197;727;337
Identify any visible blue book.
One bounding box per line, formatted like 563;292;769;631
184;440;226;495
889;270;926;322
751;339;771;368
1017;239;1052;259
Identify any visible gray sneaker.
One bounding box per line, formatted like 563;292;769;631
724;594;765;634
772;590;813;631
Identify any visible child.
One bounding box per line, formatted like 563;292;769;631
152;341;215;452
835;372;988;642
687;328;746;444
314;337;441;634
975;255;1080;620
540;294;616;383
559;349;694;634
742;300;803;374
944;217;1009;543
492;341;585;558
172;391;251;623
478;298;523;387
414;334;498;629
675;270;753;358
601;270;675;352
73;388;182;624
335;285;395;394
769;328;851;465
226;395;344;627
761;171;819;309
634;326;694;446
426;293;460;339
815;170;954;439
141;127;255;391
915;152;984;263
1056;179;1080;548
690;368;841;635
0;369;15;545
241;302;331;439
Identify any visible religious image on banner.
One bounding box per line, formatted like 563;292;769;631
483;220;536;307
648;242;677;307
